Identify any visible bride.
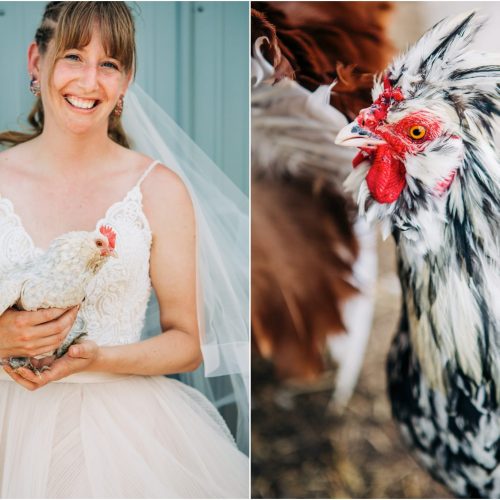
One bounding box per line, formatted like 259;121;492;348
0;2;249;498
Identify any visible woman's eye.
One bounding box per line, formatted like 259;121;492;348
408;125;427;140
102;61;119;70
65;54;80;62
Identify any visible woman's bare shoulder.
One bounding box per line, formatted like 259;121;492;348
0;142;40;185
140;161;194;229
0;142;34;168
143;160;190;202
112;144;186;191
111;144;152;175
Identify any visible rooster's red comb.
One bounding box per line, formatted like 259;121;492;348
373;75;405;121
99;225;116;249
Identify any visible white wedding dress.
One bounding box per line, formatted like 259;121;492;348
0;160;249;498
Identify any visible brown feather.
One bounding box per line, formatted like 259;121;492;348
252;1;395;118
252;176;358;379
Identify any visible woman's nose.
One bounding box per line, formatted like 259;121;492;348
78;65;99;92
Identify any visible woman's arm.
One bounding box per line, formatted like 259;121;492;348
101;164;201;374
88;164;202;375
6;164;202;389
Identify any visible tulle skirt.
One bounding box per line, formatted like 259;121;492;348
0;371;249;498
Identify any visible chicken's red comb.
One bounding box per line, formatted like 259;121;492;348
373;75;405;120
356;75;405;133
99;225;116;249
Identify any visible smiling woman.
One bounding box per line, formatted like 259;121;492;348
2;2;134;147
0;2;249;498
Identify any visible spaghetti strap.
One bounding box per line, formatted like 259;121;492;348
135;159;160;187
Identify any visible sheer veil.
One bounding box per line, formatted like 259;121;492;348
122;83;249;454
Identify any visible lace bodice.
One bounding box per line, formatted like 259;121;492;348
0;161;159;346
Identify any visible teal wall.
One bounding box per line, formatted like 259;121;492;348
0;1;249;193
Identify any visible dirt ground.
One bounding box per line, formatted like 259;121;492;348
251;236;452;499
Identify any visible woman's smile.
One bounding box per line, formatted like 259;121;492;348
64;95;101;112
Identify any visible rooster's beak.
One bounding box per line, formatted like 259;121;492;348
109;249;118;258
335;121;386;148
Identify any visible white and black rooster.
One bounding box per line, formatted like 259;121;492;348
336;12;500;498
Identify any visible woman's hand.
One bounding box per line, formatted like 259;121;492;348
0;306;79;359
2;340;98;391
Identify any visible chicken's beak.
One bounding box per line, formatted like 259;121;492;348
335;121;386;148
101;248;118;258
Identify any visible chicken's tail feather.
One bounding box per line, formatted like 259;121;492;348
252;176;359;380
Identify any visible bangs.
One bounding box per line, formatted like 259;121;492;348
52;2;135;74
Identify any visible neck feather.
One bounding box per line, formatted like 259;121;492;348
397;141;500;394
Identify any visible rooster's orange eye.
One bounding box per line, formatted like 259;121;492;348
96;241;103;247
409;125;426;140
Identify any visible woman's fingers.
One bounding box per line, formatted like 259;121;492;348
30;328;73;355
15;327;74;357
3;366;41;391
4;340;98;389
0;306;80;359
68;340;97;359
29;307;74;325
29;343;59;358
15;307;70;328
5;307;78;357
14;367;42;384
26;306;79;340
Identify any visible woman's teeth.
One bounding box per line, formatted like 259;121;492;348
65;96;97;109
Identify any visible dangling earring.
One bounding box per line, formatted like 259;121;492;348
29;74;41;96
114;95;124;117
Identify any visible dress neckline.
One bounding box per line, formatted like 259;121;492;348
0;159;159;253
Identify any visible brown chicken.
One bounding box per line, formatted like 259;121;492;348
251;2;394;401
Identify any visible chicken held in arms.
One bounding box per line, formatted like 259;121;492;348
336;12;500;498
0;225;117;373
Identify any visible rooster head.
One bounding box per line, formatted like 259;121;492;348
336;11;500;238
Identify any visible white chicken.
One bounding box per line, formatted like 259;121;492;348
0;225;117;372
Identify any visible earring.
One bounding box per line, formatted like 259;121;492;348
113;95;124;117
29;74;41;97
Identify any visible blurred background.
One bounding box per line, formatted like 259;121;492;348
251;2;500;498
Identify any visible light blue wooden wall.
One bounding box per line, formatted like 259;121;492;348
0;1;249;193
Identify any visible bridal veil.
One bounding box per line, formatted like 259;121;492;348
122;84;249;454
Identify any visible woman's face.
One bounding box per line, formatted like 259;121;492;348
30;27;130;137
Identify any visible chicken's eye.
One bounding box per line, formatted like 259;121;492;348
409;125;426;140
96;240;104;247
